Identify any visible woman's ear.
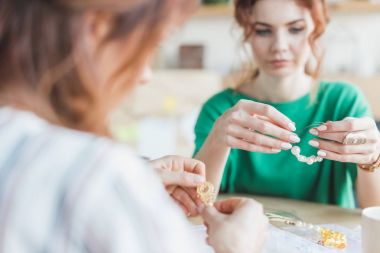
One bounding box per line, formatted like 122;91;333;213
81;11;113;54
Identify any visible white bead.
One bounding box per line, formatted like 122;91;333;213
299;156;307;162
290;145;322;165
291;146;301;155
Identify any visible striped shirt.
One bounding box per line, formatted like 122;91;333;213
0;107;207;253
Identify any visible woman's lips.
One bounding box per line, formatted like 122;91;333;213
270;60;291;68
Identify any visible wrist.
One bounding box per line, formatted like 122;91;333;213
358;151;380;172
210;119;230;149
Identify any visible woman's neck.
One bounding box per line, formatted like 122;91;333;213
238;71;313;103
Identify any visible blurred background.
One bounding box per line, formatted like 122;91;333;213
111;0;380;159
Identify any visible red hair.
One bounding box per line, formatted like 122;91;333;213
0;0;196;135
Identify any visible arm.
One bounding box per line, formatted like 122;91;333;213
357;130;380;208
194;118;232;193
357;165;380;208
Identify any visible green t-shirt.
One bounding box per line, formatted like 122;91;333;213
194;81;371;208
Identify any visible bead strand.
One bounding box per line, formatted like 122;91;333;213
291;146;323;165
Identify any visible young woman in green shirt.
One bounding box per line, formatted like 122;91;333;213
191;0;380;210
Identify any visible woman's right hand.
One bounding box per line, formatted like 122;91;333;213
200;198;268;253
213;99;300;153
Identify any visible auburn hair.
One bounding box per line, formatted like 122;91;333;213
0;0;196;135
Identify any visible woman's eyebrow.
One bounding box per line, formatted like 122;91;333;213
252;22;271;27
252;19;306;27
286;19;306;25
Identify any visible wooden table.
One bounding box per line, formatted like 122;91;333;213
192;195;362;229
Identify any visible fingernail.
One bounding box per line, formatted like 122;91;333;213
309;140;319;147
309;129;318;136
289;135;300;143
281;143;292;150
317;150;326;157
317;125;327;131
288;122;296;131
272;148;281;153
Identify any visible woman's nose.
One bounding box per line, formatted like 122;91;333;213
139;65;153;85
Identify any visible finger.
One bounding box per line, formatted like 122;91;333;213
310;139;378;155
180;157;206;177
200;206;225;226
317;149;374;164
171;188;198;217
226;135;281;153
236;100;295;131
309;129;345;143
214;198;262;215
157;170;205;187
173;198;189;216
310;129;377;144
214;198;245;214
227;125;294;150
165;185;176;195
230;109;297;141
181;186;204;206
251;116;300;143
317;117;375;133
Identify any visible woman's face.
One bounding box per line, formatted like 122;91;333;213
79;13;154;102
248;0;315;78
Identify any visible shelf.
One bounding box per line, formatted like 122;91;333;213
329;1;380;13
194;1;380;17
195;4;233;17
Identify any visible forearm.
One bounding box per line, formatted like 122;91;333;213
194;127;231;193
357;167;380;208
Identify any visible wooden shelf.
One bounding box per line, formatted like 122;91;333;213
195;4;233;18
194;1;380;17
329;1;380;14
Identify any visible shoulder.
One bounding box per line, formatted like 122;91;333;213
205;88;239;105
200;88;238;114
318;80;371;118
318;80;364;99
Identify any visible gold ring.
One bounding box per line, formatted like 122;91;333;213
342;132;367;145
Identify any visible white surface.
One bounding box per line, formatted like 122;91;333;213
193;224;361;253
362;206;380;253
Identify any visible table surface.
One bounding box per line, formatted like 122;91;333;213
191;195;362;229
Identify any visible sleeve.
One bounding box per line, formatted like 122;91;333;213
69;144;210;253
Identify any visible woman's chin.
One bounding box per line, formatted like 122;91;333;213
265;67;295;78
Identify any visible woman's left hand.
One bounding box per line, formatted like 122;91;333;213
149;155;206;216
309;117;380;165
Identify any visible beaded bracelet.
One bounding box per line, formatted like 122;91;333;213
291;146;323;165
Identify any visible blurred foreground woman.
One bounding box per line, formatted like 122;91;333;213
0;0;267;252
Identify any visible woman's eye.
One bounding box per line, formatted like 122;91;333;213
289;27;305;34
255;29;271;36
